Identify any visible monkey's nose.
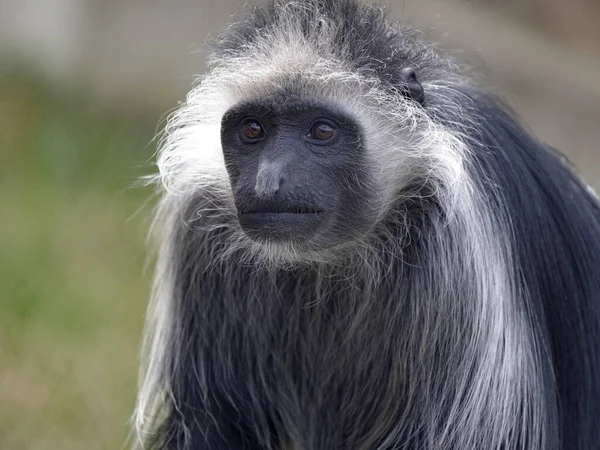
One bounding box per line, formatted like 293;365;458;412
254;161;285;197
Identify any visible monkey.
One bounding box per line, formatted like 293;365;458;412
133;1;600;449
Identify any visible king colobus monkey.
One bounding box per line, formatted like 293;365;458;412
134;1;600;449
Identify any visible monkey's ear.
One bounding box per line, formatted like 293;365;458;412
399;67;425;106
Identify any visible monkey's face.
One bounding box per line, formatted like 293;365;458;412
220;98;378;250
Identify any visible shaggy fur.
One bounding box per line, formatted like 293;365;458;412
133;1;600;449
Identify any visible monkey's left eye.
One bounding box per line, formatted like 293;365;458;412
309;121;335;141
240;119;265;142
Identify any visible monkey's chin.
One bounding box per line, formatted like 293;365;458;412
238;212;326;243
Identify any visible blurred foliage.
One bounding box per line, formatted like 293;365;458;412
0;70;158;449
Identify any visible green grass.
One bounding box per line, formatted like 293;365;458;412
0;74;159;449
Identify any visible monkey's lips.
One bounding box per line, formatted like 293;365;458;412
238;204;326;241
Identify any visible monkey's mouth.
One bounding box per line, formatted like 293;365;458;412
240;205;324;215
238;203;326;241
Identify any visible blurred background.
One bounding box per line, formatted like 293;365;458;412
0;0;599;449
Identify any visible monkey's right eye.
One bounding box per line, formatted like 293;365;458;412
240;119;265;142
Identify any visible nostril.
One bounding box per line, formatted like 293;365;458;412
255;173;284;197
255;160;286;197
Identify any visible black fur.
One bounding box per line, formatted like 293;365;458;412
449;90;600;449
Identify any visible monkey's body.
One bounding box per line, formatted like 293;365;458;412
135;1;600;449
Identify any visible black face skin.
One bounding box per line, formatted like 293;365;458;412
220;97;377;249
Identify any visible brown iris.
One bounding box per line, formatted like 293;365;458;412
311;122;335;141
241;120;264;140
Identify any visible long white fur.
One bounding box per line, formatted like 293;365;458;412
133;3;546;449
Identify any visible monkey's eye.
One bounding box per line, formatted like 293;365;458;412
240;119;265;142
309;121;335;141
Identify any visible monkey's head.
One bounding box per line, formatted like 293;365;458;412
156;0;465;264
